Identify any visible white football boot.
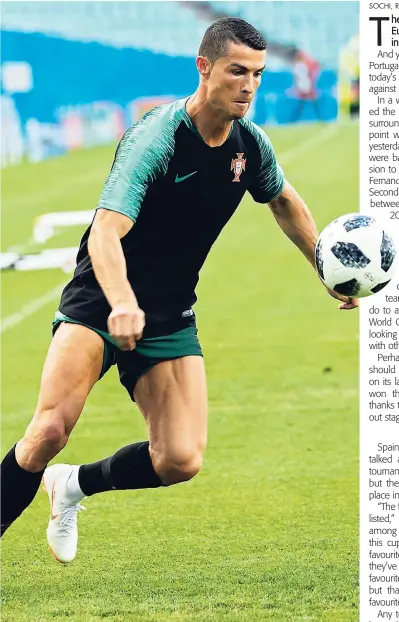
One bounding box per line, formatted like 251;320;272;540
42;464;86;563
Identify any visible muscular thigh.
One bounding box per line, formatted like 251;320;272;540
32;322;104;434
133;356;207;457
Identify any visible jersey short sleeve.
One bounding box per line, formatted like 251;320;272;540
240;119;285;204
97;101;185;222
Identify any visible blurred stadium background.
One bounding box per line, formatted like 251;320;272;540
1;3;360;621
1;1;359;168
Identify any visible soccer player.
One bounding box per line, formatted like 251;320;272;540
1;17;358;562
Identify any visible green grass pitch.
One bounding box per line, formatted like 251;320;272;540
1;123;359;621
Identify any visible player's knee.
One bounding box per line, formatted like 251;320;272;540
38;417;68;451
21;410;69;465
154;449;204;485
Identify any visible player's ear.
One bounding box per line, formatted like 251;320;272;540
196;56;212;77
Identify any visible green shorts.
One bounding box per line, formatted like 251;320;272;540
52;311;203;401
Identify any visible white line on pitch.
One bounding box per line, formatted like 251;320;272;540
4;170;105;211
278;124;339;166
1;283;66;334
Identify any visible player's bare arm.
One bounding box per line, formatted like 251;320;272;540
268;181;318;267
268;182;359;311
88;208;145;350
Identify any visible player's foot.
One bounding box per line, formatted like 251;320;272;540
42;464;86;563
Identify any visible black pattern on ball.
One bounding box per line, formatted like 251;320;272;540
315;239;324;280
343;215;375;232
380;232;396;272
371;280;390;294
334;279;361;296
331;242;371;268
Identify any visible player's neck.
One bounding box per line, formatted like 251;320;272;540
186;93;233;148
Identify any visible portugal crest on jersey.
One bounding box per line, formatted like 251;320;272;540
231;153;246;182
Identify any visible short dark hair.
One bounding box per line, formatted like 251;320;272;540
199;17;267;63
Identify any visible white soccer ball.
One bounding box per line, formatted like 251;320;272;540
315;213;397;298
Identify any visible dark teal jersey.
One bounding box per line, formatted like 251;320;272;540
60;98;284;330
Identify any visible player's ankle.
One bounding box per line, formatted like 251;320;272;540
65;465;85;501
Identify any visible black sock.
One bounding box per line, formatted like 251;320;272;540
78;441;163;496
1;445;44;536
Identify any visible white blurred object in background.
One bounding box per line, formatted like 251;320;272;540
33;211;95;243
0;95;24;168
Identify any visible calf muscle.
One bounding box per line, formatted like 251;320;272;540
134;356;207;485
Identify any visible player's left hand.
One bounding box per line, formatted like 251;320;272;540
326;286;359;311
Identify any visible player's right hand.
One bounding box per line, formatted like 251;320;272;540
325;286;359;311
107;303;146;351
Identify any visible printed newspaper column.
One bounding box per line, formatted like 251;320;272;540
361;4;399;622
